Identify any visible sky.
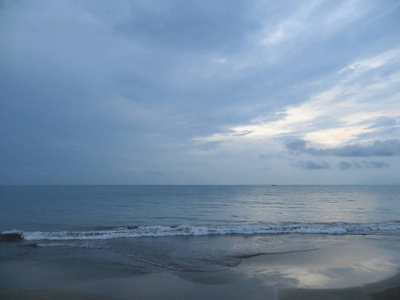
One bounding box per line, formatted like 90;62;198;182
1;0;400;185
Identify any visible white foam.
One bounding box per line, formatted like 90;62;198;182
7;222;400;241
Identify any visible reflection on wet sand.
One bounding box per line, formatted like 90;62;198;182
278;273;400;300
238;242;400;290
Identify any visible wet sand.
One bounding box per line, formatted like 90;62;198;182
0;273;399;300
0;288;110;300
1;241;400;300
278;274;400;300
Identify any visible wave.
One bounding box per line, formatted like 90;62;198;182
0;231;24;242
2;222;400;242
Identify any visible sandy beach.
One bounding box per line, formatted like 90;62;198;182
0;269;399;300
1;240;400;300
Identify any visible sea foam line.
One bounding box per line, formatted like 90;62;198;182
2;222;400;241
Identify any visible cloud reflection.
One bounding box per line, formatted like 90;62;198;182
239;243;400;289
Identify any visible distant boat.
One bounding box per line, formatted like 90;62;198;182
271;184;277;186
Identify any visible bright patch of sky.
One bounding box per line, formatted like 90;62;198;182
195;49;400;147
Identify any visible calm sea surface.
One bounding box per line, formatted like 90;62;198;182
1;185;400;272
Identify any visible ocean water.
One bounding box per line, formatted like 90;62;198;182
1;185;400;274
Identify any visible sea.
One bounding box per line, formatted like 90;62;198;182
1;185;400;282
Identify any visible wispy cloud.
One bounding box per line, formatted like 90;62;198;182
260;0;371;47
194;48;400;147
337;161;389;170
293;160;389;171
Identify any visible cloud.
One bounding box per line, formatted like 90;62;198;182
115;1;258;53
293;160;389;171
362;161;389;169
337;161;389;170
293;160;331;170
1;0;400;184
286;139;308;152
337;161;360;170
194;47;400;148
259;154;276;159
286;139;400;157
367;117;398;129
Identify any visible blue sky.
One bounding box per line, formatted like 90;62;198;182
1;0;400;184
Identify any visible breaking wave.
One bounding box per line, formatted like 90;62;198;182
2;222;400;242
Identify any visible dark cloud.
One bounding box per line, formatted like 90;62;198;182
293;160;390;171
286;139;308;153
337;161;389;170
293;161;331;170
286;139;400;157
